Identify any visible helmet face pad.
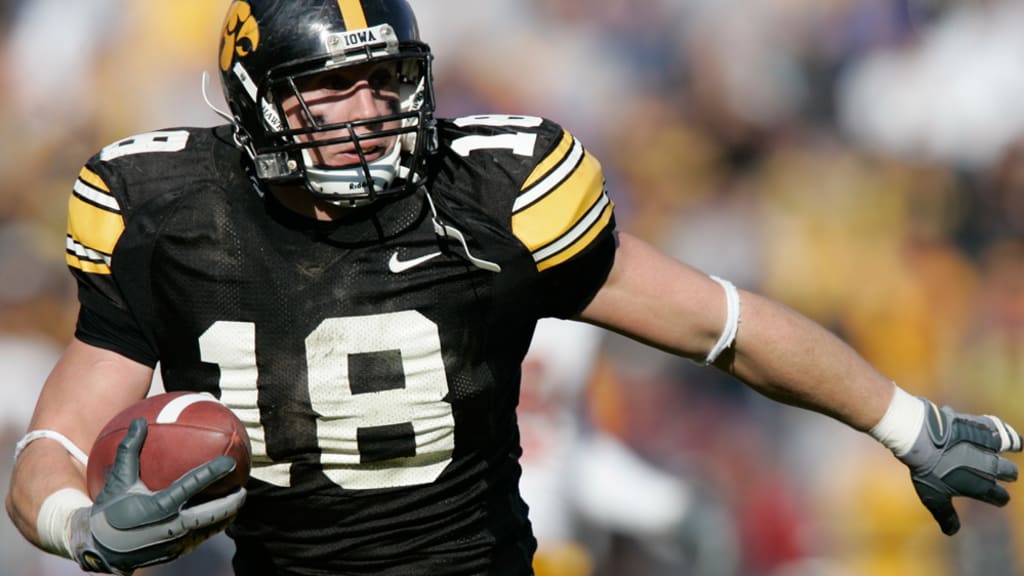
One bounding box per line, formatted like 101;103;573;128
219;1;436;205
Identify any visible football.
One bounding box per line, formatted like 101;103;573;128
86;391;251;502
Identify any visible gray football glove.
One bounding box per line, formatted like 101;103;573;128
899;400;1021;535
70;418;247;574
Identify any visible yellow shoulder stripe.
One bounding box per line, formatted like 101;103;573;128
522;130;574;191
66;169;124;275
535;194;613;272
512;143;606;253
78;167;110;192
66;251;112;275
68;194;124;254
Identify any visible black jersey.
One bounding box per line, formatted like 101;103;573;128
65;115;617;575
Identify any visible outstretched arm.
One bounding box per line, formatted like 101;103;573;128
579;232;893;429
579;232;1020;534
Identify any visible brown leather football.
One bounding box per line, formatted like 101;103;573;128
86;391;251;502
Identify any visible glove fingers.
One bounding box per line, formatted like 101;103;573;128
985;416;1023;453
101;419;148;498
953;412;1023;453
906;404;1021;536
175;516;238;558
178;487;247;530
140;488;246;548
948;410;1003;452
929;499;960;536
995;456;1019;483
914;481;961;535
156;456;238;513
980;483;1011;508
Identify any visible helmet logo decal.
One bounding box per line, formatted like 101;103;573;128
337;0;369;30
220;2;260;72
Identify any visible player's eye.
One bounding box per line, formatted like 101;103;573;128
317;73;357;92
368;67;398;92
294;71;354;93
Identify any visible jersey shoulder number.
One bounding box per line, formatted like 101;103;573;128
444;115;614;272
66;128;227;276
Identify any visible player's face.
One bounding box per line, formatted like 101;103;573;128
280;61;403;168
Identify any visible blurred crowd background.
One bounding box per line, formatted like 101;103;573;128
3;0;1024;575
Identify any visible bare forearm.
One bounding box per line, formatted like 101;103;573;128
6;441;90;548
722;289;894;432
6;338;153;551
580;234;895;431
581;233;1020;537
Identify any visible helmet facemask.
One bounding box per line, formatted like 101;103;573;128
245;24;435;207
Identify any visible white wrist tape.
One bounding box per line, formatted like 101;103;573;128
868;385;925;457
13;430;89;466
703;275;741;365
37;488;92;558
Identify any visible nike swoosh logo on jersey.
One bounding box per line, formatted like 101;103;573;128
388;251;442;273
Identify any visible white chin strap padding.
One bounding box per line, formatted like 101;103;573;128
302;143;402;201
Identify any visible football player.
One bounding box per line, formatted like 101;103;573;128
6;1;1022;575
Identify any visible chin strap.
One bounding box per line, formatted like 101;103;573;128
422;189;502;273
201;71;259;164
201;71;234;123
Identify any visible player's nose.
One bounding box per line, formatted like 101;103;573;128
346;83;387;124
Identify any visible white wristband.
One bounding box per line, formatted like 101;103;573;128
703;276;741;365
868;385;926;457
14;430;89;466
37;488;92;558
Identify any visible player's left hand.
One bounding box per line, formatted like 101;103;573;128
898;400;1022;535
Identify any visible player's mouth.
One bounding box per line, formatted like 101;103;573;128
331;141;390;165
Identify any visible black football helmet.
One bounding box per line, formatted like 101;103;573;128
218;0;436;205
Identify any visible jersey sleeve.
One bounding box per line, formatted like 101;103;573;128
511;125;618;318
66;157;158;366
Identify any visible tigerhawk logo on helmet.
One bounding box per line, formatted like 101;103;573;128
217;0;437;207
220;2;260;73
